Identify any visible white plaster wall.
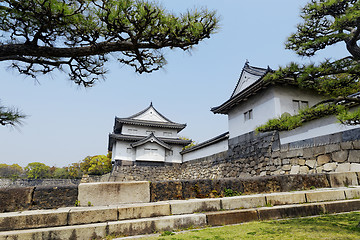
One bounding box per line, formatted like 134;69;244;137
228;86;325;139
228;88;276;138
280;112;360;145
273;85;323;115
165;145;183;163
112;141;136;162
121;124;178;138
182;139;228;162
135;142;165;162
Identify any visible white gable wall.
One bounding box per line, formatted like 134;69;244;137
121;124;178;138
135;142;166;162
133;106;168;122
112;141;136;162
232;71;262;97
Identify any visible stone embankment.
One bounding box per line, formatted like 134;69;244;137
1;186;360;239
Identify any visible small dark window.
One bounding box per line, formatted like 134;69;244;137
244;109;253;121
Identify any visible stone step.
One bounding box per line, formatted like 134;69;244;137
0;214;207;240
1;187;360;234
2;199;360;240
206;198;360;226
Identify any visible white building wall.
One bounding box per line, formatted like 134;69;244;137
228;86;324;139
182;139;228;162
112;141;136;162
228;88;276;138
165;145;183;163
135;142;166;162
280;110;360;145
273;85;323;115
121;124;178;138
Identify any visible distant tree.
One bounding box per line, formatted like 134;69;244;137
180;136;196;150
80;155;112;175
67;162;83;179
0;163;24;179
0;0;219;127
24;162;51;179
259;0;360;131
52;167;69;179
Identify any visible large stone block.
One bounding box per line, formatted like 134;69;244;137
323;199;360;214
169;198;221;215
0;187;34;213
0;209;68;231
265;192;306;206
68;206;118;225
241;176;281;194
305;189;345;203
0;222;108;240
78;181;150;206
107;214;206;237
206;209;258;226
317;155;331;166
221;194;266;210
332;151;348;163
344;187;360;199
327;172;359;187
31;186;78;210
257;203;325;220
349;150;360;163
181;179;214;199
150;181;183;202
118;202;170;220
335;163;351;173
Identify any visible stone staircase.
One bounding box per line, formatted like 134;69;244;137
1;187;360;240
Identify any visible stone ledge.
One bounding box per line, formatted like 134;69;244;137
169;198;221;215
206;209;258;226
78;181;150;206
221;194;266;210
265;192;306;206
305;189;346;203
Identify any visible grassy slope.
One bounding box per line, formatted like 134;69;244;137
145;212;360;240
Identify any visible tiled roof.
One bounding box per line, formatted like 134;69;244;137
130;133;172;150
181;132;229;154
113;103;187;133
212;62;295;114
108;133;192;151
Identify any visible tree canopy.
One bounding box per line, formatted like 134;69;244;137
1;0;219;126
259;0;360;132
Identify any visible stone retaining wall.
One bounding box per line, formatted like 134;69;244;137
0;186;78;213
0;179;80;188
107;128;360;181
1;172;358;212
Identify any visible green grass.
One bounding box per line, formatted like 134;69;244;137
143;212;360;240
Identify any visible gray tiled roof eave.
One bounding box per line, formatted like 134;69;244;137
109;133;192;146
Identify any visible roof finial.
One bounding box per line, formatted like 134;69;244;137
245;59;249;66
150;101;153;107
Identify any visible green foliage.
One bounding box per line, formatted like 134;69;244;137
223;188;241;197
80;155;112;175
67;162;83;179
180;136;197;150
261;0;360;129
337;107;360;125
0;0;219;127
52;167;70;179
24;162;51;179
0;163;24;179
257;104;346;132
0;104;26;127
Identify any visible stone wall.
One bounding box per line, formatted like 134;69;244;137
0;178;80;188
107;128;360;181
0;185;78;213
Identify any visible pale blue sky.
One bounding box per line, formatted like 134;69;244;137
0;0;347;167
